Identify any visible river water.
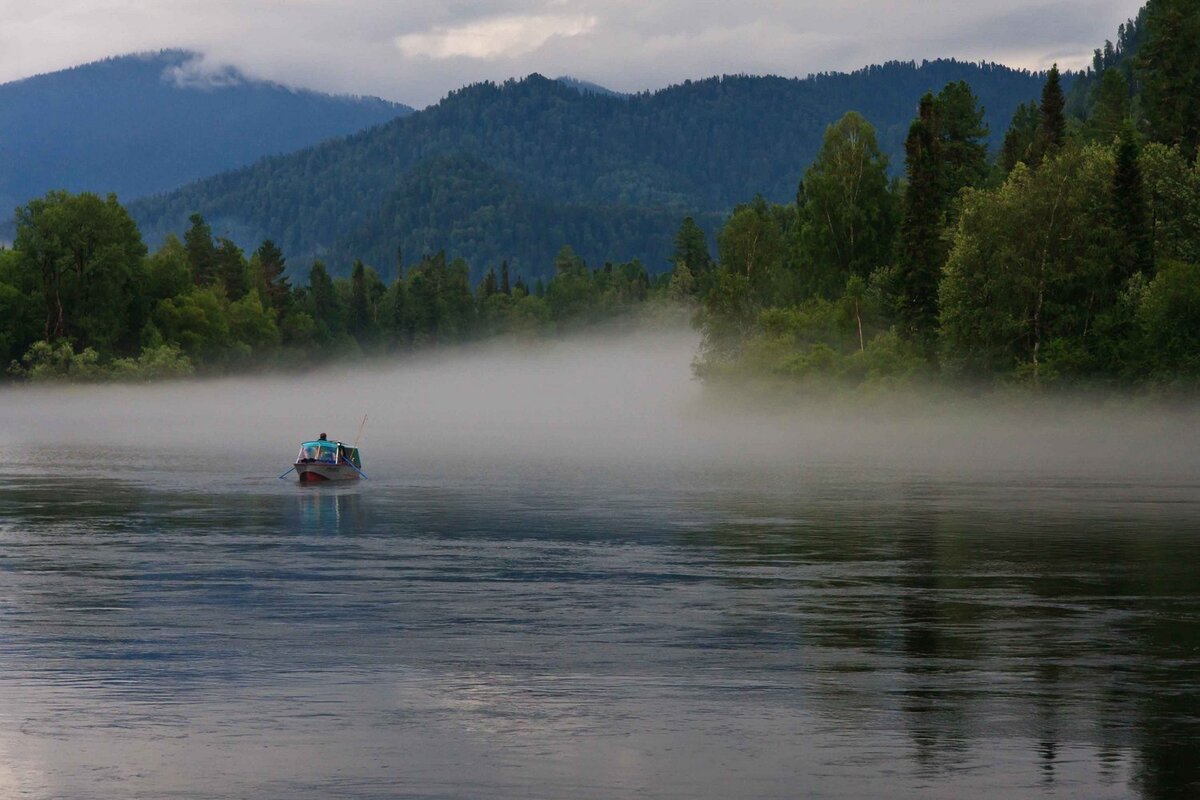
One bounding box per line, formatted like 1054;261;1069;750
0;334;1198;799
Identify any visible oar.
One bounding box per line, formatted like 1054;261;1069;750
340;457;369;480
277;466;296;480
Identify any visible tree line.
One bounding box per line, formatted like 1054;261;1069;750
0;199;676;380
691;0;1200;390
2;0;1195;391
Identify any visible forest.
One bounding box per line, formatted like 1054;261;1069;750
1;0;1196;391
129;59;1050;278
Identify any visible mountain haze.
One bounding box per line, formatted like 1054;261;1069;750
0;51;411;220
131;60;1054;280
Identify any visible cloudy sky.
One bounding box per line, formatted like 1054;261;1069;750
0;0;1145;106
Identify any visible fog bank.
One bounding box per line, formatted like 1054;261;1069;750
0;329;1197;483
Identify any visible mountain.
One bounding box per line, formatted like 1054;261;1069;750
130;59;1054;280
0;51;411;220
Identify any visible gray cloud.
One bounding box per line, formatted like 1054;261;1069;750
0;0;1145;106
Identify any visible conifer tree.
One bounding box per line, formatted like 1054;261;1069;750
500;261;511;295
936;80;989;199
1111;122;1154;281
215;238;249;300
1001;102;1040;172
1037;65;1068;159
896;93;945;354
672;217;712;276
348;260;370;343
1138;0;1200;159
1087;69;1130;143
183;213;217;285
308;261;339;334
255;239;290;318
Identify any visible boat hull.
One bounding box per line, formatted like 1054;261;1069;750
294;462;361;482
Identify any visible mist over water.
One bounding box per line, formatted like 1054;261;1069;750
2;327;1197;483
1;328;1199;800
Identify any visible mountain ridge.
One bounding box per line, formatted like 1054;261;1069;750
0;50;413;221
127;58;1058;279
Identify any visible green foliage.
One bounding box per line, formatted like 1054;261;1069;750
130;64;1049;280
1134;259;1200;379
13;190;147;353
939;146;1118;381
1137;0;1200;159
798;112;897;285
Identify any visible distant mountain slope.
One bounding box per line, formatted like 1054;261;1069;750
131;60;1054;279
0;51;411;218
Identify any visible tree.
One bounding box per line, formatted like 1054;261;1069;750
896;93;945;354
1037;65;1068;159
183;213;217;285
799;112;897;286
348;260;371;343
1111;122;1154;282
1001;102;1041;172
1137;0;1200;159
215;238;249;300
672;217;712;277
940;146;1117;382
936;80;990;199
307;261;341;336
1087;68;1131;143
500;261;511;295
255;239;290;318
13;191;146;353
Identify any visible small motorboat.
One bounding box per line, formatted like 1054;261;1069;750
288;435;366;483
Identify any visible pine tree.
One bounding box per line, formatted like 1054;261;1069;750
1001;102;1040;172
348;260;370;343
1037;65;1068;159
1111;121;1154;282
308;261;339;334
183;213;217;285
479;268;498;299
1087;68;1130;143
936;80;989;199
1138;0;1200;159
215;238;249;300
255;239;290;318
672;217;712;276
896;93;945;354
500;261;511;295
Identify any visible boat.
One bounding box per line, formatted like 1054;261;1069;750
290;435;366;483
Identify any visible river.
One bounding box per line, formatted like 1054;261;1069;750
0;333;1197;799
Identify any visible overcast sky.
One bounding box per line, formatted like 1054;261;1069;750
0;0;1146;107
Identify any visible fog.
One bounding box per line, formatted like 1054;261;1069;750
0;327;1197;485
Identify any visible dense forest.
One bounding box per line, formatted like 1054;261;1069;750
130;60;1052;279
0;51;409;227
1;0;1196;391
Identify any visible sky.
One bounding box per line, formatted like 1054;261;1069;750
0;0;1146;107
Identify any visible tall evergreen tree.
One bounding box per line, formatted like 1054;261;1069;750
348;260;370;342
672;217;712;276
1037;65;1068;159
896;94;945;354
255;240;290;318
500;261;511;295
215;238;249;300
1087;68;1131;143
1001;102;1040;172
308;261;339;334
183;213;217;285
1137;0;1200;159
1111;122;1154;282
936;80;989;199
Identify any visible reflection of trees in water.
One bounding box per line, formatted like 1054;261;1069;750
678;484;1200;798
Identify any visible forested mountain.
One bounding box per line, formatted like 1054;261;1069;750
0;51;411;224
131;60;1053;280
